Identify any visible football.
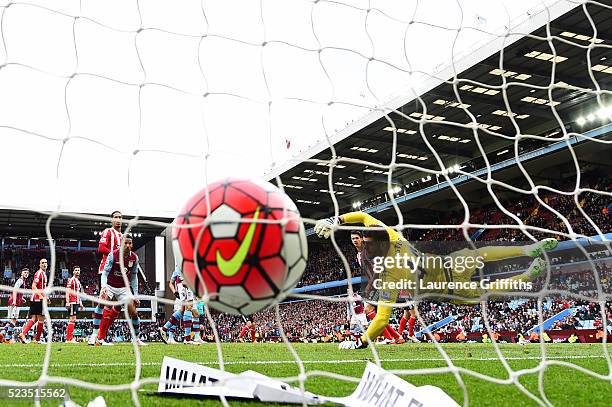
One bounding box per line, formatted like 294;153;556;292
172;179;308;315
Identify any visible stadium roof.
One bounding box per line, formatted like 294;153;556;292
0;210;168;241
271;3;612;222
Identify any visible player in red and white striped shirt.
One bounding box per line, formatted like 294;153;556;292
19;259;48;343
65;266;84;343
89;210;123;345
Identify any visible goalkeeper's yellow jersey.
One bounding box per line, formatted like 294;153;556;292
342;212;416;302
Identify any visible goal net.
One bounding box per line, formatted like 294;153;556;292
0;0;611;405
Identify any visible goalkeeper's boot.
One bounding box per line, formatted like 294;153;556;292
525;238;558;257
136;339;147;346
158;327;168;344
525;257;547;280
167;336;178;344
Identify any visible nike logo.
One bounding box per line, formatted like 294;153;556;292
216;207;260;277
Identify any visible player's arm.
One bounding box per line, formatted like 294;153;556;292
131;259;140;305
98;229;111;255
168;274;180;298
79;283;84;309
101;252;114;289
340;211;385;227
11;279;21;305
315;211;399;240
346;299;351;321
65;280;70;306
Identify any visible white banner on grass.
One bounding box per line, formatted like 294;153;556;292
326;361;459;407
158;356;323;404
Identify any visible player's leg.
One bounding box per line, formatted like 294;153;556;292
34;315;44;343
249;323;256;342
90;289;110;345
19;316;36;343
20;301;42;343
191;307;203;343
97;306;119;343
472;238;557;262
6;320;15;343
488;257;547;293
399;307;418;341
66;306;77;343
127;300;145;346
238;323;249;342
359;302;393;348
183;306;194;344
97;288;120;345
160;308;182;344
6;307;17;343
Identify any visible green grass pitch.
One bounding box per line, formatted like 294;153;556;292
0;342;609;406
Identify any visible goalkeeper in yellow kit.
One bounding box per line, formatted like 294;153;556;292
314;211;557;349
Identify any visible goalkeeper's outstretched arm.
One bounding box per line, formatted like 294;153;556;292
314;211;386;239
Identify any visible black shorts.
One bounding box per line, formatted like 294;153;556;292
68;304;79;316
29;301;43;316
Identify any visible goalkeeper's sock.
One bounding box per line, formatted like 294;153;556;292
521;257;547;280
398;317;407;335
408;316;416;337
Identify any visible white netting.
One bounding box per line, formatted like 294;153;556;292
0;0;611;406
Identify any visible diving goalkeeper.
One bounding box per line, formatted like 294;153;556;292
315;212;557;349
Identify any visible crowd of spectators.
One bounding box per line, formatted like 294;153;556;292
0;171;609;344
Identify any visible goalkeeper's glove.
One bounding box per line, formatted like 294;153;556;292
173;291;180;299
314;216;339;239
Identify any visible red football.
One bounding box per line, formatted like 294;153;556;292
172;179;307;315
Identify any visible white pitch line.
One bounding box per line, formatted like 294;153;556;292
0;355;604;369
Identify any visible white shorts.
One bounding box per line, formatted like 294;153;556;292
7;306;19;319
350;313;368;328
104;285;131;303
